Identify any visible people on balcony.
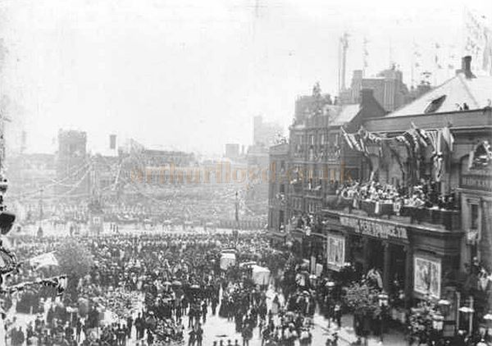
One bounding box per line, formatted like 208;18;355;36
336;178;458;213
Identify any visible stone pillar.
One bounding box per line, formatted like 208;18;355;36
404;246;413;308
362;237;370;273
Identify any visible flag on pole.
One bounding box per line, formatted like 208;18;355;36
30;252;59;270
340;127;353;150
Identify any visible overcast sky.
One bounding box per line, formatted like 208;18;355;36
0;0;491;156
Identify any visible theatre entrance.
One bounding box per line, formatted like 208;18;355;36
365;239;407;296
366;238;384;272
388;244;407;297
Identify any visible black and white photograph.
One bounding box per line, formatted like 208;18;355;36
0;0;491;345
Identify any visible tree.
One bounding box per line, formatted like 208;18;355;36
407;300;435;345
343;281;381;318
55;238;94;299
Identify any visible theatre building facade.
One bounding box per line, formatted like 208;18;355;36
268;57;492;332
322;58;492;332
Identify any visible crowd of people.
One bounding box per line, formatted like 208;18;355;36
2;230;339;346
3;225;489;345
19;182;267;231
336;179;458;213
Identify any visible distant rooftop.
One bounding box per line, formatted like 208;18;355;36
291;104;361;129
328;104;361;126
388;59;492;117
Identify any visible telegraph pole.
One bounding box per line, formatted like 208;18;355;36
338;32;349;94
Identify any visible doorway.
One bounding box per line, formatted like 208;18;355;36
367;238;384;271
388;244;406;296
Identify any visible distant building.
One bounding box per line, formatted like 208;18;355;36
253;115;283;147
7;153;56;220
245;144;270;214
267;87;387;255
244;116;284;215
141;149;195;167
268;56;492;318
339;66;410;112
120;146;196;186
267;142;289;232
225;143;240;161
55;130;89;199
294;91;333;124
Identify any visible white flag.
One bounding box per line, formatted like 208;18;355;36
30;252;59;270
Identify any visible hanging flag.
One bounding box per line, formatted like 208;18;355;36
411;122;429;148
427;130;439;152
468;150;475;170
408;129;420;153
341;127;354;150
434;130;444;182
441;126;454;152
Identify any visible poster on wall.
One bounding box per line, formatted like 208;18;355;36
327;234;345;272
414;255;442;299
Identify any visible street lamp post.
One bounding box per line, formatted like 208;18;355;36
378;291;389;341
437;299;451;317
459;305;475;337
483;312;492;342
437;299;451;337
432;312;444;342
326;281;335;327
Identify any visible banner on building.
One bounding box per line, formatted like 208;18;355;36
414;255;442;299
327;234;345;272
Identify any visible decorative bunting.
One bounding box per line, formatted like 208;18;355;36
1;275;68;296
341;124;454;185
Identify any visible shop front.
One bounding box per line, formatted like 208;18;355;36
323;209;463;326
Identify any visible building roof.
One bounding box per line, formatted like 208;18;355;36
329;104;361;126
269;142;289;155
388;73;492;117
290;104;362;130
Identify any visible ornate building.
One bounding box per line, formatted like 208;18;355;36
268;57;492;334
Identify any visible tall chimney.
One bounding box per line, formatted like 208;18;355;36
458;56;475;79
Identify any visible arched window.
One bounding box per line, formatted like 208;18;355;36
469;141;492;169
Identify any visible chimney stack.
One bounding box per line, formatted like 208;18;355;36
458;56;475;79
360;88;374;105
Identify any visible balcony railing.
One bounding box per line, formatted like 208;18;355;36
325;196;461;230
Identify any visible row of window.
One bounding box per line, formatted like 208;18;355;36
291;132;340;149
